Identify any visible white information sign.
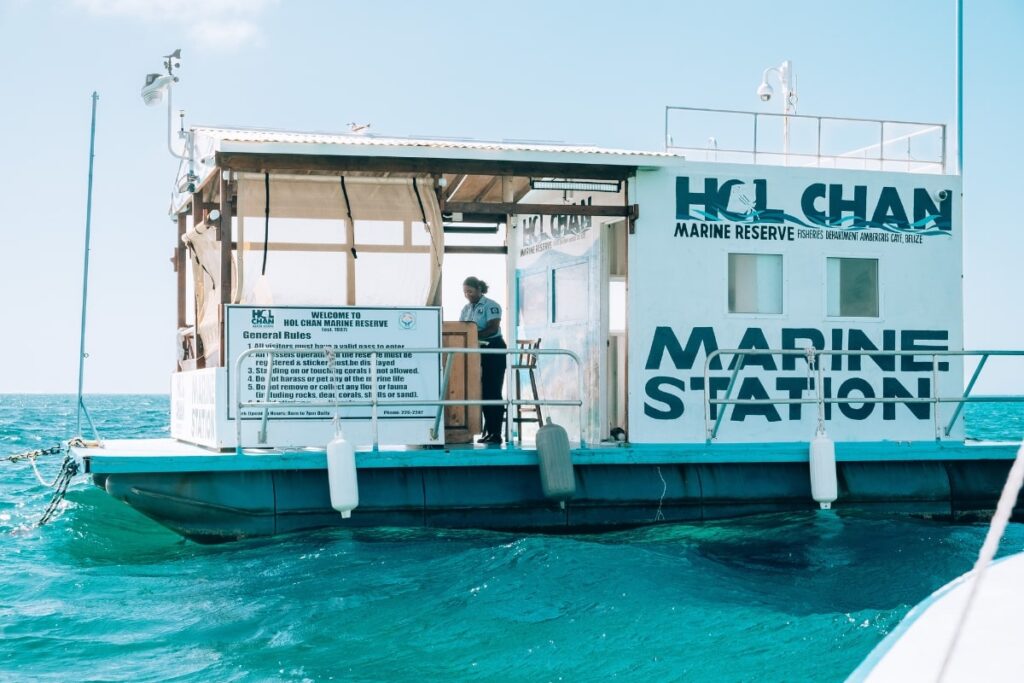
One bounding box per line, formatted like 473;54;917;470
226;306;441;422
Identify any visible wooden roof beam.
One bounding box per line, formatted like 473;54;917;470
471;176;500;203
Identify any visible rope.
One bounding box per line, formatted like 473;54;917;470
937;440;1024;681
30;453;64;488
653;466;667;522
806;346;826;435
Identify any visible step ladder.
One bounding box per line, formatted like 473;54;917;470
512;338;544;442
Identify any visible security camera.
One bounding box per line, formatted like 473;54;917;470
176;173;196;194
935;189;951;202
757;82;773;102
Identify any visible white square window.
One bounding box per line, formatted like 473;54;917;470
827;257;879;317
518;272;547;328
728;253;783;314
552;262;588;323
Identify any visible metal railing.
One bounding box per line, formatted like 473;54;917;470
702;348;1024;442
665;106;947;174
233;346;586;452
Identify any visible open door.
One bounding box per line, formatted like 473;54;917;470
512;189;625;444
602;219;628;440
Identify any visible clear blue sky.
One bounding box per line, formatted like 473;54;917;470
1;0;1021;393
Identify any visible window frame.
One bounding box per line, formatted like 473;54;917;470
551;259;590;326
725;251;786;318
823;255;883;321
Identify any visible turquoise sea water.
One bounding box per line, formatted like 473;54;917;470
2;395;1023;682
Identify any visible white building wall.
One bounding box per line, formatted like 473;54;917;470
628;162;963;443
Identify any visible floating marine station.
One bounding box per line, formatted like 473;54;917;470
72;54;1023;543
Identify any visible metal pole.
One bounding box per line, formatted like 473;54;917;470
816;351;825;431
957;0;964;175
431;352;455;440
945;354;988;436
781;60;794;164
76;92;99;439
370;351;379;451
816;117;822;166
752;113;758;164
879;121;886;169
577;352;587;448
710;352;745;441
258;351;274;444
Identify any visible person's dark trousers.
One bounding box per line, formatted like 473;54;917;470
480;337;507;437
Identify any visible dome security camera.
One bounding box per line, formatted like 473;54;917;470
757;82;773;102
935;189;951;202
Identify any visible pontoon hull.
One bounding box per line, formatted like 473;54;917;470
95;459;1020;544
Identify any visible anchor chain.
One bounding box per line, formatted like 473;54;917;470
3;439;85;526
37;454;80;527
1;443;63;464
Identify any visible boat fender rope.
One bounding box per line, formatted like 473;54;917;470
653;466;667;522
806;347;826;435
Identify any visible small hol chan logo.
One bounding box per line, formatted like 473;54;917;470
251;309;275;327
398;311;417;330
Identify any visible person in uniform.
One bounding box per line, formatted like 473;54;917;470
460;276;506;444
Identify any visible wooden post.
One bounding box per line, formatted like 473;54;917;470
191;196;206;369
433;174;445;213
176;212;187;329
218;171;234;367
501;176;513;204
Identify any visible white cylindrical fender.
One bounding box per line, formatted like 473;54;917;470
809;431;838;510
327;435;359;518
536;419;576;503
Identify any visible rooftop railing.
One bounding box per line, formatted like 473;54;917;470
703;348;1024;442
665;107;948;174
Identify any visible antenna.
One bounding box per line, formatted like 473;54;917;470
76;93;102;442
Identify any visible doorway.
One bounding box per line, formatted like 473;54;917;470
602;219;628;440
